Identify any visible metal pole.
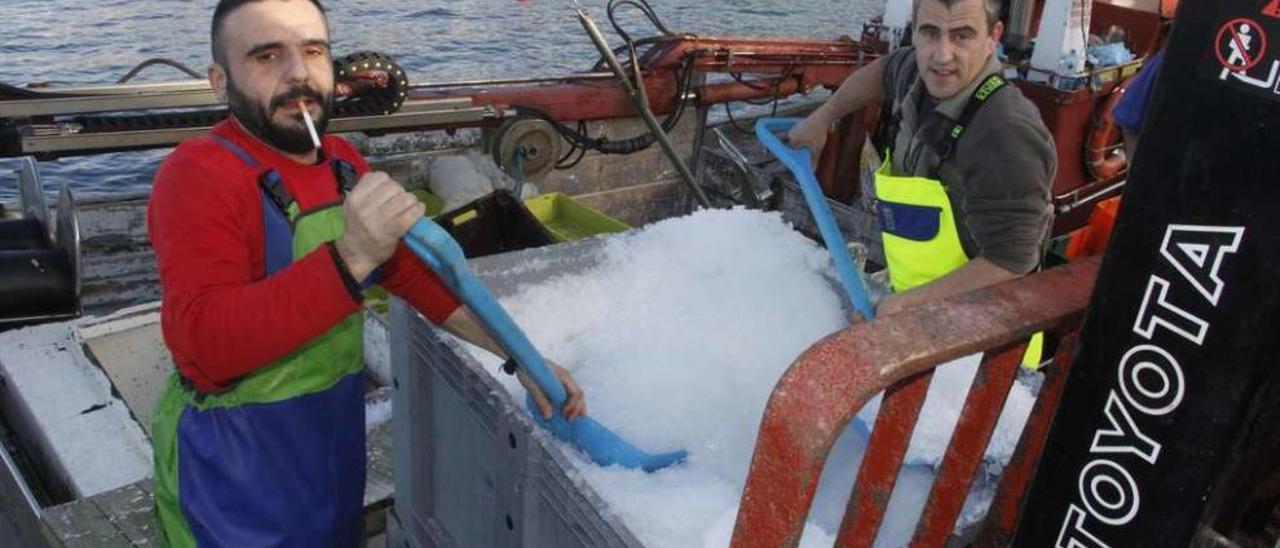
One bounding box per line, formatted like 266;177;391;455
573;6;712;208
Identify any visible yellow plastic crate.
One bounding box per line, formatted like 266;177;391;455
522;193;630;242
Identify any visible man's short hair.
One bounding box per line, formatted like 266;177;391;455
912;0;1002;33
211;0;327;65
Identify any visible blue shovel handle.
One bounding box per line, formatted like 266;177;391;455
404;218;687;471
756;118;877;320
404;219;568;404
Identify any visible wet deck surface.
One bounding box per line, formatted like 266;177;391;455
42;422;395;547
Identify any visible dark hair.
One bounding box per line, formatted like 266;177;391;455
211;0;327;65
913;0;1001;33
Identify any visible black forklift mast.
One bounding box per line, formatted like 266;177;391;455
1013;0;1280;545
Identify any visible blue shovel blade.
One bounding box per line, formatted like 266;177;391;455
527;395;689;472
404;218;687;472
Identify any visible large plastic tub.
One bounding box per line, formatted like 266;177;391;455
387;239;643;548
383;204;884;548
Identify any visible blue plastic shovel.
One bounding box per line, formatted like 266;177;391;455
756;118;877;320
404;218;688;472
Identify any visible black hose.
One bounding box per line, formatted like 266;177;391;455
608;0;674;40
590;36;665;73
597;134;656;154
723;101;754;133
558;147;588;169
721;61;795;132
556;123;590;170
514;105;655;156
116;58;203;84
607;0;698;136
731;72;776;91
592;0;674;74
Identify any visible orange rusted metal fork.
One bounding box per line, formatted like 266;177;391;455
729;257;1100;548
835;340;1039;547
905;344;1022;547
838;367;934;546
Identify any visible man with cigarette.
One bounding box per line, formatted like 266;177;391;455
146;1;587;545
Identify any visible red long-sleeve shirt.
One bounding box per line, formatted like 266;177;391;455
148;120;460;393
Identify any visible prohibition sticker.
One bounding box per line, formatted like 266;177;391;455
1216;18;1268;72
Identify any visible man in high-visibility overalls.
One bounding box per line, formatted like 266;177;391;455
147;1;587;545
789;0;1055;365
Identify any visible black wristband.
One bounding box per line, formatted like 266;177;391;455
326;241;365;304
500;358;519;375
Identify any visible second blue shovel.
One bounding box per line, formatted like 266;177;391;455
756;117;877;320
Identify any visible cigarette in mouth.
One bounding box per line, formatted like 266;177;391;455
298;99;321;149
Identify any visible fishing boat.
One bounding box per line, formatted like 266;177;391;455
2;0;1275;546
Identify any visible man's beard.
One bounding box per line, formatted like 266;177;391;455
225;74;332;155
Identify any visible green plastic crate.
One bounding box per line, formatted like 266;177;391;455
522;193;630;242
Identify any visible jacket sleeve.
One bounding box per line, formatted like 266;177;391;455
148;148;363;390
953;113;1057;274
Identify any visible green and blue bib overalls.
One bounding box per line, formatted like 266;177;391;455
152;134;369;547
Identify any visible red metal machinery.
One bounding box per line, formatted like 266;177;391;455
411;35;885;208
413;36;877;125
411;35;882;203
414;0;1173;237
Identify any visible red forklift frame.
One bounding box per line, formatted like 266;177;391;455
728;257;1100;547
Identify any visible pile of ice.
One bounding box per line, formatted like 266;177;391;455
462;208;1037;547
